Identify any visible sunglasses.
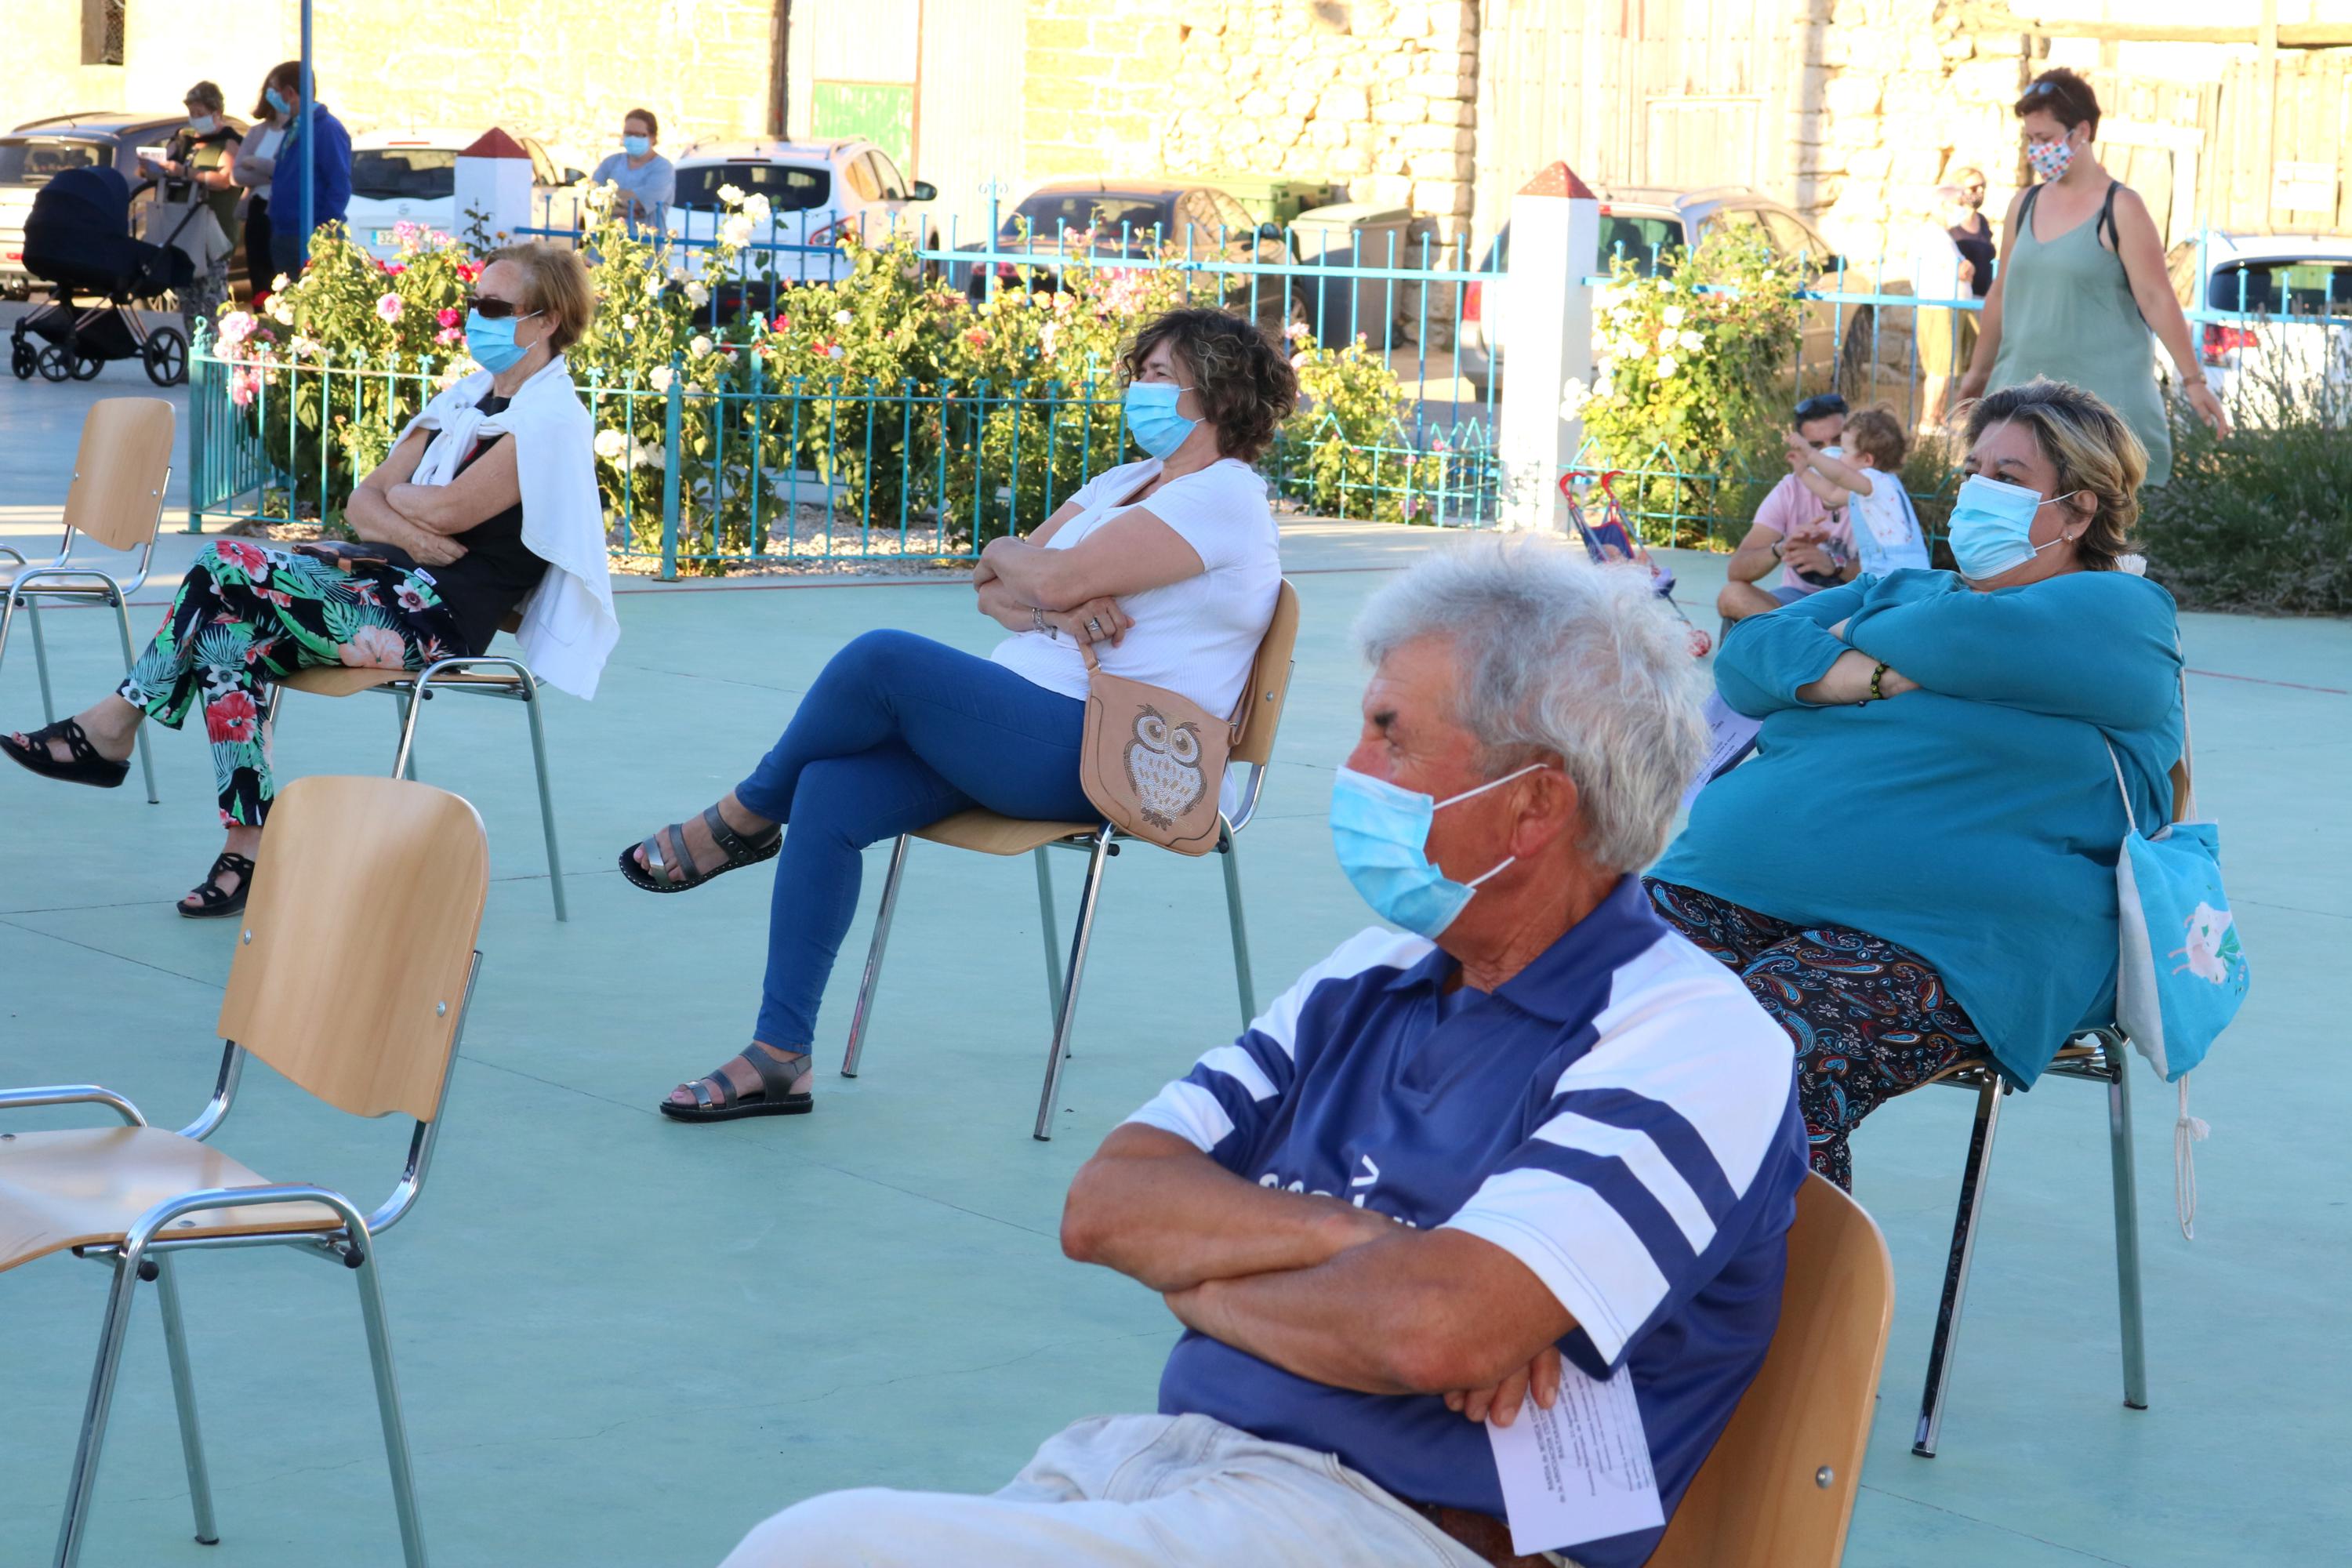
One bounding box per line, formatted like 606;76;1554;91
468;296;540;321
1794;394;1848;423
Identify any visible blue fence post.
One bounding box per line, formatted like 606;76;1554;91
186;321;209;532
660;356;684;581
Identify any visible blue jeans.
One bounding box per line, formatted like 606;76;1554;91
735;630;1095;1048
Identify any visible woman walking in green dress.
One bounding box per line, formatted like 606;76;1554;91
1958;67;2228;483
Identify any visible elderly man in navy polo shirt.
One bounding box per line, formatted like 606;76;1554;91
724;538;1809;1568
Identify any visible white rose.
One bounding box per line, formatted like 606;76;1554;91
684;281;710;307
593;428;629;461
621;313;637;331
1661;305;1687;328
717;183;745;207
832;309;852;325
649;366;673;393
1558;377;1589;419
721;214;755;249
742;192;772;224
691;334;713;358
1656;353;1680;378
633;438;666;471
1679;328;1705;352
644;273;663;298
268;298;296;325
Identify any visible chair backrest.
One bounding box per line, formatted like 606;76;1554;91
1647;1174;1893;1568
1230;579;1300;768
216;775;489;1122
64;397;175;552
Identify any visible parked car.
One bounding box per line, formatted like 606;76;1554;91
346;128;582;260
953;180;1306;336
2176;230;2352;426
1457;185;1853;391
665;138;937;289
2;111;189;298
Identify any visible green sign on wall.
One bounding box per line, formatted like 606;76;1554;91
811;81;915;170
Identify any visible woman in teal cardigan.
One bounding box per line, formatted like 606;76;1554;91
1648;378;2183;1187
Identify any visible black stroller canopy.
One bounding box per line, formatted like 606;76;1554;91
29;165;133;237
24;162;192;299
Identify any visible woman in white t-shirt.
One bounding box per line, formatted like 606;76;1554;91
621;307;1299;1123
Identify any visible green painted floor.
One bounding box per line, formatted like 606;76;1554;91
3;458;2348;1563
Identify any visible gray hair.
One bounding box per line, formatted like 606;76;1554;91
1355;535;1708;873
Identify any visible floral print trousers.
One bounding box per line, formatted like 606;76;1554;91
1644;878;1988;1190
118;539;464;826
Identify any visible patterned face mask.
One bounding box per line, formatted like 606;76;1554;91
2026;135;2076;183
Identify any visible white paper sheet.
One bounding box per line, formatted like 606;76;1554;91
1484;1359;1664;1556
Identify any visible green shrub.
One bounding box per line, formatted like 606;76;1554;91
2140;383;2352;615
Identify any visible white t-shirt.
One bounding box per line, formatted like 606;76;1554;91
1848;468;1931;577
989;457;1279;720
248;125;286;201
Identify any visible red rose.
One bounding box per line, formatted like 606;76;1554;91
205;689;260;743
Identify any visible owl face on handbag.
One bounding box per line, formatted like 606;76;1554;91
1124;705;1207;829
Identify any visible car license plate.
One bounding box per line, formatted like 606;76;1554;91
372;229;399;246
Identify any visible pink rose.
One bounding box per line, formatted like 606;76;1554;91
338;626;408;669
375;293;404;324
437;307;462;328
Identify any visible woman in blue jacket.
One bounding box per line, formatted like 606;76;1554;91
1648;378;2182;1187
254;60;351;281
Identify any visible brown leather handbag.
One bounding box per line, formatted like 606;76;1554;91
1076;642;1237;857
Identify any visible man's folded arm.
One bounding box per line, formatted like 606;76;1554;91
1062;1124;1389;1294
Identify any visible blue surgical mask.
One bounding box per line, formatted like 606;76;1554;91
465;308;541;373
265;87;291;117
1124;381;1199;459
1329;764;1544;938
622;134;651;158
189;114;218;136
1947;472;2083;582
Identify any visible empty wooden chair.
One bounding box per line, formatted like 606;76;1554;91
1650;1174;1894;1568
0;775;489;1568
0;396;173;802
264;609;567;920
842;580;1301;1139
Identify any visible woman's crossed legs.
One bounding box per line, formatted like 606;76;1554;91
638;630;1095;1120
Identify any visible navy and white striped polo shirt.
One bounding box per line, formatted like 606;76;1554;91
1128;875;1808;1568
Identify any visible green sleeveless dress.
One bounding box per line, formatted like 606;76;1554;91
1987;184;2171;485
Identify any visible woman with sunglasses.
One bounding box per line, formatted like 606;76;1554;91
1957;68;2229;483
2;244;616;917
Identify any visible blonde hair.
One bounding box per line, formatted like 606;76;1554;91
483;242;597;354
1962;378;2145;572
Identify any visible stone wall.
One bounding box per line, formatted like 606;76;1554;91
1022;0;1479;230
1799;0;2032;274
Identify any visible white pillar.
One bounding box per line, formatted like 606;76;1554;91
1497;162;1600;535
454;129;538;250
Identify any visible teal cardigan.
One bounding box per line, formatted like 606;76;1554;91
1653;568;2183;1086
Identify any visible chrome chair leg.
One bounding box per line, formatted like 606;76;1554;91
153;1257;220;1544
841;834;911;1077
1913;1073;2005;1458
1033;828;1113;1142
54;1253;145;1568
28;597;56;721
391;691;421;782
521;684;566;922
350;1236;429;1568
1218;826;1256;1028
1033;845;1065;1017
108;593;159;804
2106;1044;2148;1410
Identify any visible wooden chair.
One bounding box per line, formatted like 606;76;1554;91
263;609;567;920
841;580;1301;1140
0;396;172;803
1650;1174;1895;1568
1906;753;2193;1458
0;775;488;1568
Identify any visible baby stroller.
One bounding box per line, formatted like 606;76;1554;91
9;165;196;387
1558;468;1711;657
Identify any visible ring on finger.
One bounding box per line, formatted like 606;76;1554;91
1087;618;1103;634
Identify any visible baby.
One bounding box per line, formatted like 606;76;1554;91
1783;406;1931;579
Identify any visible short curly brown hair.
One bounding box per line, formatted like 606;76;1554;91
1118;307;1298;463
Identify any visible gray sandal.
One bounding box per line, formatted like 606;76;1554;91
619;804;781;893
659;1046;813;1123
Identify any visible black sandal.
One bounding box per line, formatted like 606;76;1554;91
178;853;256;920
2;719;129;789
619;804;781;894
659;1045;814;1123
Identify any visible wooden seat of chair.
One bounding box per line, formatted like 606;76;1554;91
278;666;528;699
0;1126;343;1272
1918;1039;2101;1092
914;808;1101;858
